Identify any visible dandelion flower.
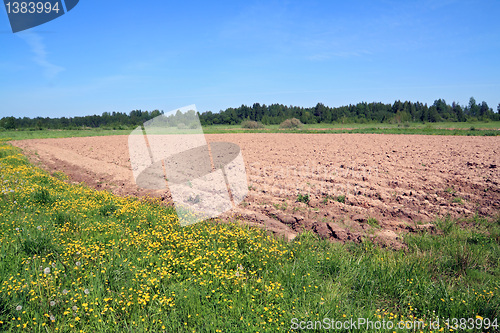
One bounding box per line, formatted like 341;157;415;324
50;301;55;306
43;267;51;274
75;261;81;267
16;305;22;311
37;226;41;230
62;289;69;295
84;289;90;295
49;314;55;322
72;306;78;311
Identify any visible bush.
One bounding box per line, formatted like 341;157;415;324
241;120;265;129
279;118;303;129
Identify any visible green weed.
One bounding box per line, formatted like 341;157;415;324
32;188;53;204
273;201;288;211
445;186;456;194
336;195;346;204
297;193;310;204
99;202;117;216
367;217;380;228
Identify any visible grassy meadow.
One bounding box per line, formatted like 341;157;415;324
0;120;499;141
201;121;500;136
0;129;133;141
0;139;499;332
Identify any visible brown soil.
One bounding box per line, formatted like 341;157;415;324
13;134;500;249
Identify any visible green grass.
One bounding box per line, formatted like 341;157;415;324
1;121;499;141
367;217;380;229
0;128;132;141
445;187;456;194
202;121;500;136
204;121;500;131
0;142;499;332
273;201;288;211
345;127;499;136
323;121;500;130
323;194;347;205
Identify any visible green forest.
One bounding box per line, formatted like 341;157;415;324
200;97;499;125
1;97;499;130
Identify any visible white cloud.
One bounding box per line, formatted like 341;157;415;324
18;32;65;80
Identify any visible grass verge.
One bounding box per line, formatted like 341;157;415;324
0;129;133;141
1;121;499;141
0;141;498;332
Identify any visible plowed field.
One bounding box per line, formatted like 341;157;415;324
13;134;500;248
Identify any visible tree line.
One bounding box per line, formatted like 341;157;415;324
199;97;499;125
1;98;499;130
0;110;163;130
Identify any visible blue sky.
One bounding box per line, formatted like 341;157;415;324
1;0;499;118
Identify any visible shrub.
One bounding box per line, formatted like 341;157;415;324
279;118;303;129
241;120;265;129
